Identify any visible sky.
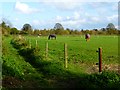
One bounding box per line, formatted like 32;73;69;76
0;0;119;30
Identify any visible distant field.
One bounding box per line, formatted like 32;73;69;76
2;35;119;88
25;35;118;73
27;35;118;63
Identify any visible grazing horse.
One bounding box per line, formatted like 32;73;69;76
37;34;42;37
85;34;90;42
48;34;56;40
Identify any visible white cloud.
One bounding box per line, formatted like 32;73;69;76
62;20;77;26
74;12;80;20
1;0;119;2
89;2;113;8
107;15;118;21
91;17;100;22
15;1;39;14
13;1;118;30
14;18;19;21
41;0;82;11
61;18;87;29
60;14;86;29
0;17;2;24
40;0;119;3
55;16;63;21
32;19;53;29
66;16;70;20
112;4;118;11
33;20;40;25
115;25;118;29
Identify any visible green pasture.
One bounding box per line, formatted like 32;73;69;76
18;35;118;75
27;35;118;64
2;35;119;88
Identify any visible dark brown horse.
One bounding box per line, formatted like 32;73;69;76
85;34;90;42
48;34;56;40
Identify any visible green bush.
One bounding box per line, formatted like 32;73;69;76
10;36;44;69
87;71;120;88
11;38;28;49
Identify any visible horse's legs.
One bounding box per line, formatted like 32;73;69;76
48;36;50;40
86;38;90;42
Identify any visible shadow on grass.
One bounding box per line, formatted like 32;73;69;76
10;38;120;89
2;62;22;78
17;48;120;89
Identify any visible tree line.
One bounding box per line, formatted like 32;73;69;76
1;21;119;36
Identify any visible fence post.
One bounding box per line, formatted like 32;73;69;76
29;40;31;48
36;40;38;48
98;47;102;72
64;43;68;68
45;42;48;59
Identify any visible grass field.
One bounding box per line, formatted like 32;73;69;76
27;35;118;63
2;35;120;89
26;35;118;72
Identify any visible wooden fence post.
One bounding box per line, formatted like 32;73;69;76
45;42;48;59
64;43;68;68
98;47;102;72
36;40;38;48
29;40;31;48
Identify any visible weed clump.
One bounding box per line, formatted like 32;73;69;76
86;71;120;88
